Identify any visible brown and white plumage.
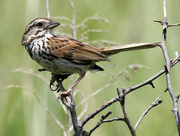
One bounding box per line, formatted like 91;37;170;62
22;18;159;94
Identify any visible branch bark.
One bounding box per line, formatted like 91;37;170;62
154;0;180;134
117;88;136;136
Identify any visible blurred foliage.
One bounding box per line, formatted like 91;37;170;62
1;0;180;136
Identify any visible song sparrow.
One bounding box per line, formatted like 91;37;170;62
22;18;159;96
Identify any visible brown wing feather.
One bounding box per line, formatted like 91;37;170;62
47;36;109;61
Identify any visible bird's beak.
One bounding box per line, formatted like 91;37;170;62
48;20;60;29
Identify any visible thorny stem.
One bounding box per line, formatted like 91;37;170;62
162;0;180;134
154;0;180;134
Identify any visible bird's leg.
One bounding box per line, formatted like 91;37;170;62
59;72;86;97
50;74;68;92
56;78;66;92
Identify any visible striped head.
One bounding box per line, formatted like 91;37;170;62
21;18;60;46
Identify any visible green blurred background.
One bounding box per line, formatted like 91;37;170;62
1;0;180;135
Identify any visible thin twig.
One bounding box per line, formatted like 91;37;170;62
88;40;120;46
68;0;77;39
46;0;50;18
134;95;162;130
13;68;49;85
88;111;124;135
4;85;66;135
77;13;109;29
168;23;180;27
88;111;112;135
13;68;69;111
163;0;167;18
176;94;180;100
80;97;119;127
53;16;72;22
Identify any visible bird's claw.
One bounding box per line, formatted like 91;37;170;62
49;83;59;91
58;89;72;99
38;68;47;72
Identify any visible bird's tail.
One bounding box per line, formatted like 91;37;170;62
97;42;160;56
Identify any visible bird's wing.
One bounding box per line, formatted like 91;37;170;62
47;36;109;61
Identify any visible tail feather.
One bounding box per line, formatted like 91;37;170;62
97;42;160;56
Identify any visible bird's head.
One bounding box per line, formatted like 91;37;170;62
22;18;60;45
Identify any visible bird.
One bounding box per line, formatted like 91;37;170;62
22;18;159;96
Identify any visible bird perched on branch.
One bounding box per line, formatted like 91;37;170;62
22;18;159;97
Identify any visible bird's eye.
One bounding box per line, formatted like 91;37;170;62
37;22;43;27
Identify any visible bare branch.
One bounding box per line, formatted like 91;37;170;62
52;16;72;22
168;23;180;27
176;94;180;100
88;111;124;135
88;111;112;135
125;56;180;95
134;96;163;130
117;87;136;136
154;0;180;134
63;94;82;136
163;0;167;18
80;97;119;127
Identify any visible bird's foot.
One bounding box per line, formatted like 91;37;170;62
58;89;72;99
49;75;59;92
